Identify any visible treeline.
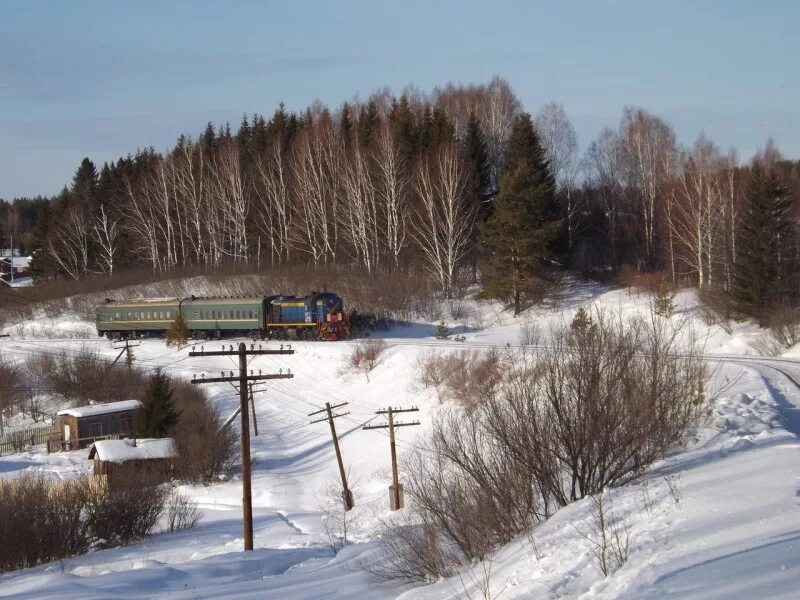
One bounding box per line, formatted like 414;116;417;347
2;76;799;320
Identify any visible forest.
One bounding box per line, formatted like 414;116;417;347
2;76;799;323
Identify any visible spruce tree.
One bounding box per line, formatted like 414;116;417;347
479;114;561;315
165;313;189;348
463;112;491;281
135;369;180;438
733;168;798;322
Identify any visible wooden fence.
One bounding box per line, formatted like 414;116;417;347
0;426;53;456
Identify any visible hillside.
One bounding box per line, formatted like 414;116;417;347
0;284;799;599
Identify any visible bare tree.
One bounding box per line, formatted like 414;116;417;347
674;136;723;287
47;205;91;279
619;107;678;269
252;141;291;264
373;125;408;267
536;102;581;250
91;205;119;275
410;144;476;296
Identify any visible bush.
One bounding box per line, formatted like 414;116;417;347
85;480;168;548
375;312;710;582
345;339;387;381
0;474;170;573
166;490;202;533
415;349;505;410
24;348;147;406
171;381;238;483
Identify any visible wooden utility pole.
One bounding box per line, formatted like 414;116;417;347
309;402;353;510
189;342;294;551
249;382;259;436
110;338;140;370
363;406;420;510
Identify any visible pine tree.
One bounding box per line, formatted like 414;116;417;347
571;306;592;333
653;281;675;318
479;114;561;315
165;313;189;348
135;369;180;438
71;158;98;208
464;112;491;214
733;168;798;322
464;113;491;282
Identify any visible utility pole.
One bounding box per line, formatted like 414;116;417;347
248;382;259;436
190;342;294;551
363;406;420;510
110;338;140;370
8;233;13;287
309;402;354;510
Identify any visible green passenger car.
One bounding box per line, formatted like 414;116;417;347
96;296;267;339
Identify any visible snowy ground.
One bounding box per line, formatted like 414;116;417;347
1;283;799;598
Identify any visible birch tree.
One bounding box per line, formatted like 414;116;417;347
411;144;475;297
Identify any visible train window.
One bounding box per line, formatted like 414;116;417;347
211;310;216;319
250;310;255;319
193;311;198;319
159;311;164;320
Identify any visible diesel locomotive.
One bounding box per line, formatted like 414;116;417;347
96;292;349;340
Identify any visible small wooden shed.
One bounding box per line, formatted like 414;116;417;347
55;400;142;450
89;438;177;488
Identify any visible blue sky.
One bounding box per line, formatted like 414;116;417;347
1;0;798;199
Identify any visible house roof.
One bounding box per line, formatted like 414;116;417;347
89;437;177;463
0;256;30;269
57;399;142;418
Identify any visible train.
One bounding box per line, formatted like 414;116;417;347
96;292;350;341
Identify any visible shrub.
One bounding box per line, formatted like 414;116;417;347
435;321;450;340
0;474;170;573
24;348;147;406
85;479;168;548
171;381;238;483
376;311;710;581
165;489;202;533
345;339;387;381
415;349;505;410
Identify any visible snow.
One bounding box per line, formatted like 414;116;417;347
90;438;176;463
1;282;800;598
56;399;143;418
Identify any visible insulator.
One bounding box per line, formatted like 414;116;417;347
280;344;283;351
258;369;262;375
230;371;234;378
192;346;196;352
279;368;283;374
221;372;225;377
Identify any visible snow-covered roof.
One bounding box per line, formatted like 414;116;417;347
90;438;177;463
57;399;142;418
0;256;30;269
